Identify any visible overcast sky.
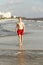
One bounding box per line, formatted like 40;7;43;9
0;0;43;17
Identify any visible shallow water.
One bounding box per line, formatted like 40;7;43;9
0;50;43;65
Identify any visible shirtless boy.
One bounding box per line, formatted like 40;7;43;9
16;17;25;49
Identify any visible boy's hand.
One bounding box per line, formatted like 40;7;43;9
24;29;25;33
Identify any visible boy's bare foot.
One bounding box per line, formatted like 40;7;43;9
19;44;24;50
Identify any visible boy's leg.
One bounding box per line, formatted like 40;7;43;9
21;35;23;44
18;35;22;49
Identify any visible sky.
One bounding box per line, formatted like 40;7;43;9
0;0;43;18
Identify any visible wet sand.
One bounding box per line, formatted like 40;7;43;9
0;50;43;65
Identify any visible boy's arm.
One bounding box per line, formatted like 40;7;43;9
15;23;17;33
23;23;25;33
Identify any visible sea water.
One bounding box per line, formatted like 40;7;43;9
0;20;43;50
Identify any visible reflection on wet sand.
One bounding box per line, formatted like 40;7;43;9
17;48;25;65
0;50;43;65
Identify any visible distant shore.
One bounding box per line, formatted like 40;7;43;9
0;18;16;21
0;17;43;21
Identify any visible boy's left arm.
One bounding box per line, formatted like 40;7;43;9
23;23;25;33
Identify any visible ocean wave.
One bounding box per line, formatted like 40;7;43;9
0;29;31;37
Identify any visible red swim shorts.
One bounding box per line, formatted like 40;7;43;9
17;29;24;35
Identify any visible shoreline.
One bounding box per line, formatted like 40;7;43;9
0;48;43;51
0;19;16;23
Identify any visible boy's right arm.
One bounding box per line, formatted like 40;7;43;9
15;23;17;33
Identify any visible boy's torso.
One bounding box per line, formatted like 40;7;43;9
17;22;24;29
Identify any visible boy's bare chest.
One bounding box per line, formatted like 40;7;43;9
19;23;22;25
